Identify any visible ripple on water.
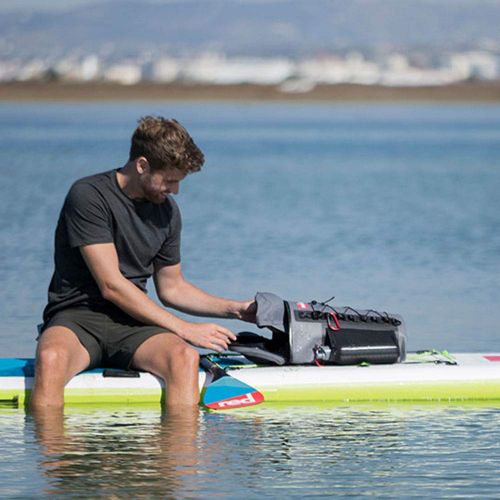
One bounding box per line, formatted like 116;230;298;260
0;405;499;498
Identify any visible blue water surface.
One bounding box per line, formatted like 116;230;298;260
0;102;499;354
0;102;499;498
1;405;500;499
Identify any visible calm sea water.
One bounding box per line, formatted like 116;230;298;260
0;102;499;498
1;405;500;499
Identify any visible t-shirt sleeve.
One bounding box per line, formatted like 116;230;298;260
62;181;114;248
154;198;182;267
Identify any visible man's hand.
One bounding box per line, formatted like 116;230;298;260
234;300;257;323
178;322;237;352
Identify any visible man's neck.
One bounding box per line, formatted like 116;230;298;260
116;162;143;200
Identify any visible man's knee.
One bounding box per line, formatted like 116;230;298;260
153;341;200;382
133;334;200;382
36;326;90;376
169;343;200;369
36;344;71;375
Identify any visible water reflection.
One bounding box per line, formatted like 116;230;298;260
8;404;499;498
29;406;202;498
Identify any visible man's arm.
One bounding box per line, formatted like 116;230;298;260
153;262;256;323
80;243;237;352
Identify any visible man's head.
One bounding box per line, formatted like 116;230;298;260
129;116;204;174
124;116;204;204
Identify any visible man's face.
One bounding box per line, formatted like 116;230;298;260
140;167;186;204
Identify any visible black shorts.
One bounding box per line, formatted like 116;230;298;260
41;306;168;370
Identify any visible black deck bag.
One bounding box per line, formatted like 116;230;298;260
229;331;288;365
230;292;406;366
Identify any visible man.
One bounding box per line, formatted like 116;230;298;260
32;116;255;409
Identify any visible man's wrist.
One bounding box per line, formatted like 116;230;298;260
225;301;245;320
163;314;190;339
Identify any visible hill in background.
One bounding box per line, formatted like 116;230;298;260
1;0;499;59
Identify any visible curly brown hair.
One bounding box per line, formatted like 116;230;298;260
129;116;204;173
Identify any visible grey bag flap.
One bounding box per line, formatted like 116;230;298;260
255;292;286;333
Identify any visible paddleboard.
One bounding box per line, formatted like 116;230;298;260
1;351;500;407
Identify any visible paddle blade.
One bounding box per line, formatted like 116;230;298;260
202;374;264;410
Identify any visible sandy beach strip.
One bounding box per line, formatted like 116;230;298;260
1;81;499;102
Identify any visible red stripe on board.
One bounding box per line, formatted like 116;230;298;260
484;356;500;362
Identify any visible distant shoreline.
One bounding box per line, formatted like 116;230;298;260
1;81;500;102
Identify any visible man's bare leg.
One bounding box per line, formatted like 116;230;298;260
132;333;200;408
31;326;91;409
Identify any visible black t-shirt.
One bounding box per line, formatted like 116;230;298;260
43;169;181;322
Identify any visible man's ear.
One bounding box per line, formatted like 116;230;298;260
136;157;150;174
